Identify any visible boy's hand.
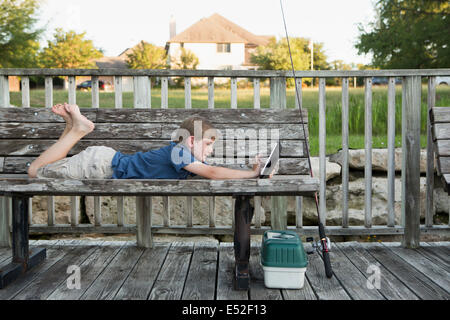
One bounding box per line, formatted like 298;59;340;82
252;154;263;178
253;154;278;179
268;162;279;179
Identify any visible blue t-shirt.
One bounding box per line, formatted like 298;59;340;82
111;142;205;179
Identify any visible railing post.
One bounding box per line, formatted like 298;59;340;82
136;196;153;248
341;77;349;228
0;75;10;107
318;78;327;225
401;76;421;248
0;76;11;246
0;197;11;247
426;77;436;227
133;76;151;108
270;77;287;230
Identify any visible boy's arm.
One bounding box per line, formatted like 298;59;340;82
184;161;260;180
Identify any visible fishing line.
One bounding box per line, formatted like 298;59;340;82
279;0;333;278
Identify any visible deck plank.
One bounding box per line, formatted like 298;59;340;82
0;247;11;264
0;240;43;265
0;241;68;300
48;241;124;300
1;241;449;300
182;242;219;300
149;242;193;300
426;242;450;262
216;243;248;300
336;242;419;300
80;242;144;300
414;246;450;270
326;243;385;300
304;249;351;300
249;243;283;300
281;276;317;300
361;242;449;300
114;243;170;300
382;243;450;293
13;241;98;300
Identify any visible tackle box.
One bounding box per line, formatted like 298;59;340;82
260;230;308;289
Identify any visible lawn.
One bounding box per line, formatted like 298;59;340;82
9;84;450;156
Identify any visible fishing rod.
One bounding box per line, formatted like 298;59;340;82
279;0;333;278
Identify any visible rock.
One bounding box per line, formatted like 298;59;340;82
293;176;445;226
29;174;445;229
329;148;430;173
83;195;265;227
310;157;341;181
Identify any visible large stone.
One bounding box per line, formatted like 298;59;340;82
329;148;430;173
29;171;446;229
310;157;341;181
290;176;448;226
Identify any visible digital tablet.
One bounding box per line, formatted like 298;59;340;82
259;143;280;179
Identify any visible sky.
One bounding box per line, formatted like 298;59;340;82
37;0;377;66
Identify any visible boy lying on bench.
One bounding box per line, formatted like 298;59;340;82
27;103;275;180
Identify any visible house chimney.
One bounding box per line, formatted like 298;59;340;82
170;15;176;39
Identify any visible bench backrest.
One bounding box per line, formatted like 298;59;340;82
431;107;450;178
0;107;310;177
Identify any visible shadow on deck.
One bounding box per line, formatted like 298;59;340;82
0;240;448;300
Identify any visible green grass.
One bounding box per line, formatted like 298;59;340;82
9;85;450;156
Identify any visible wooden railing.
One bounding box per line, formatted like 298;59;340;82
1;68;450;247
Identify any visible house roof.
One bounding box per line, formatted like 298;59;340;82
208;13;270;46
95;56;128;69
168;13;271;45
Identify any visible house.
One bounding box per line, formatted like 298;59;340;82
166;13;272;71
76;42;164;92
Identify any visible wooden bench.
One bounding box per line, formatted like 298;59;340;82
430;107;450;193
0;106;319;289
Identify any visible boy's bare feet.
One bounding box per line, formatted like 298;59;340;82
52;103;73;127
64;104;95;134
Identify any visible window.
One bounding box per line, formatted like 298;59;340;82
217;43;231;53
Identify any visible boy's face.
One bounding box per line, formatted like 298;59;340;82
188;136;215;162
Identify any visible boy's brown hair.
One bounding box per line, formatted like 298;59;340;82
173;116;218;144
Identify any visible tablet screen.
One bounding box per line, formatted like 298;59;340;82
259;143;280;178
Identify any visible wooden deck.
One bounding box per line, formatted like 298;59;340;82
0;240;448;300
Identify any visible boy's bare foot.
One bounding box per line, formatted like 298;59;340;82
52;103;73;126
64;104;95;134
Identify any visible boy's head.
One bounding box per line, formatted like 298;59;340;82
172;116;218;162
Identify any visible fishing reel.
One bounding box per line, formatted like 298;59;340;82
305;236;331;255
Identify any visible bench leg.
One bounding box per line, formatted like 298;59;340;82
0;195;46;289
233;195;254;291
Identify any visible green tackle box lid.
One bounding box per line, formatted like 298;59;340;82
260;230;308;268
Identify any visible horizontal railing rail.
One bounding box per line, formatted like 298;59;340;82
1;68;450;77
1;68;449;248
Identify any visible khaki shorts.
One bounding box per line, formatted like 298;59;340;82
36;146;117;179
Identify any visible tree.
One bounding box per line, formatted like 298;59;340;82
39;28;103;68
0;0;43;67
126;41;168;69
356;0;450;69
171;47;199;70
170;47;199;86
250;37;329;86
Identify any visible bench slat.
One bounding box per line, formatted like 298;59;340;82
0;139;306;157
0;108;307;124
0;108;97;123
0;177;319;197
0;157;310;175
430;107;450;123
0;122;307;140
435;140;450;157
432;123;450;140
